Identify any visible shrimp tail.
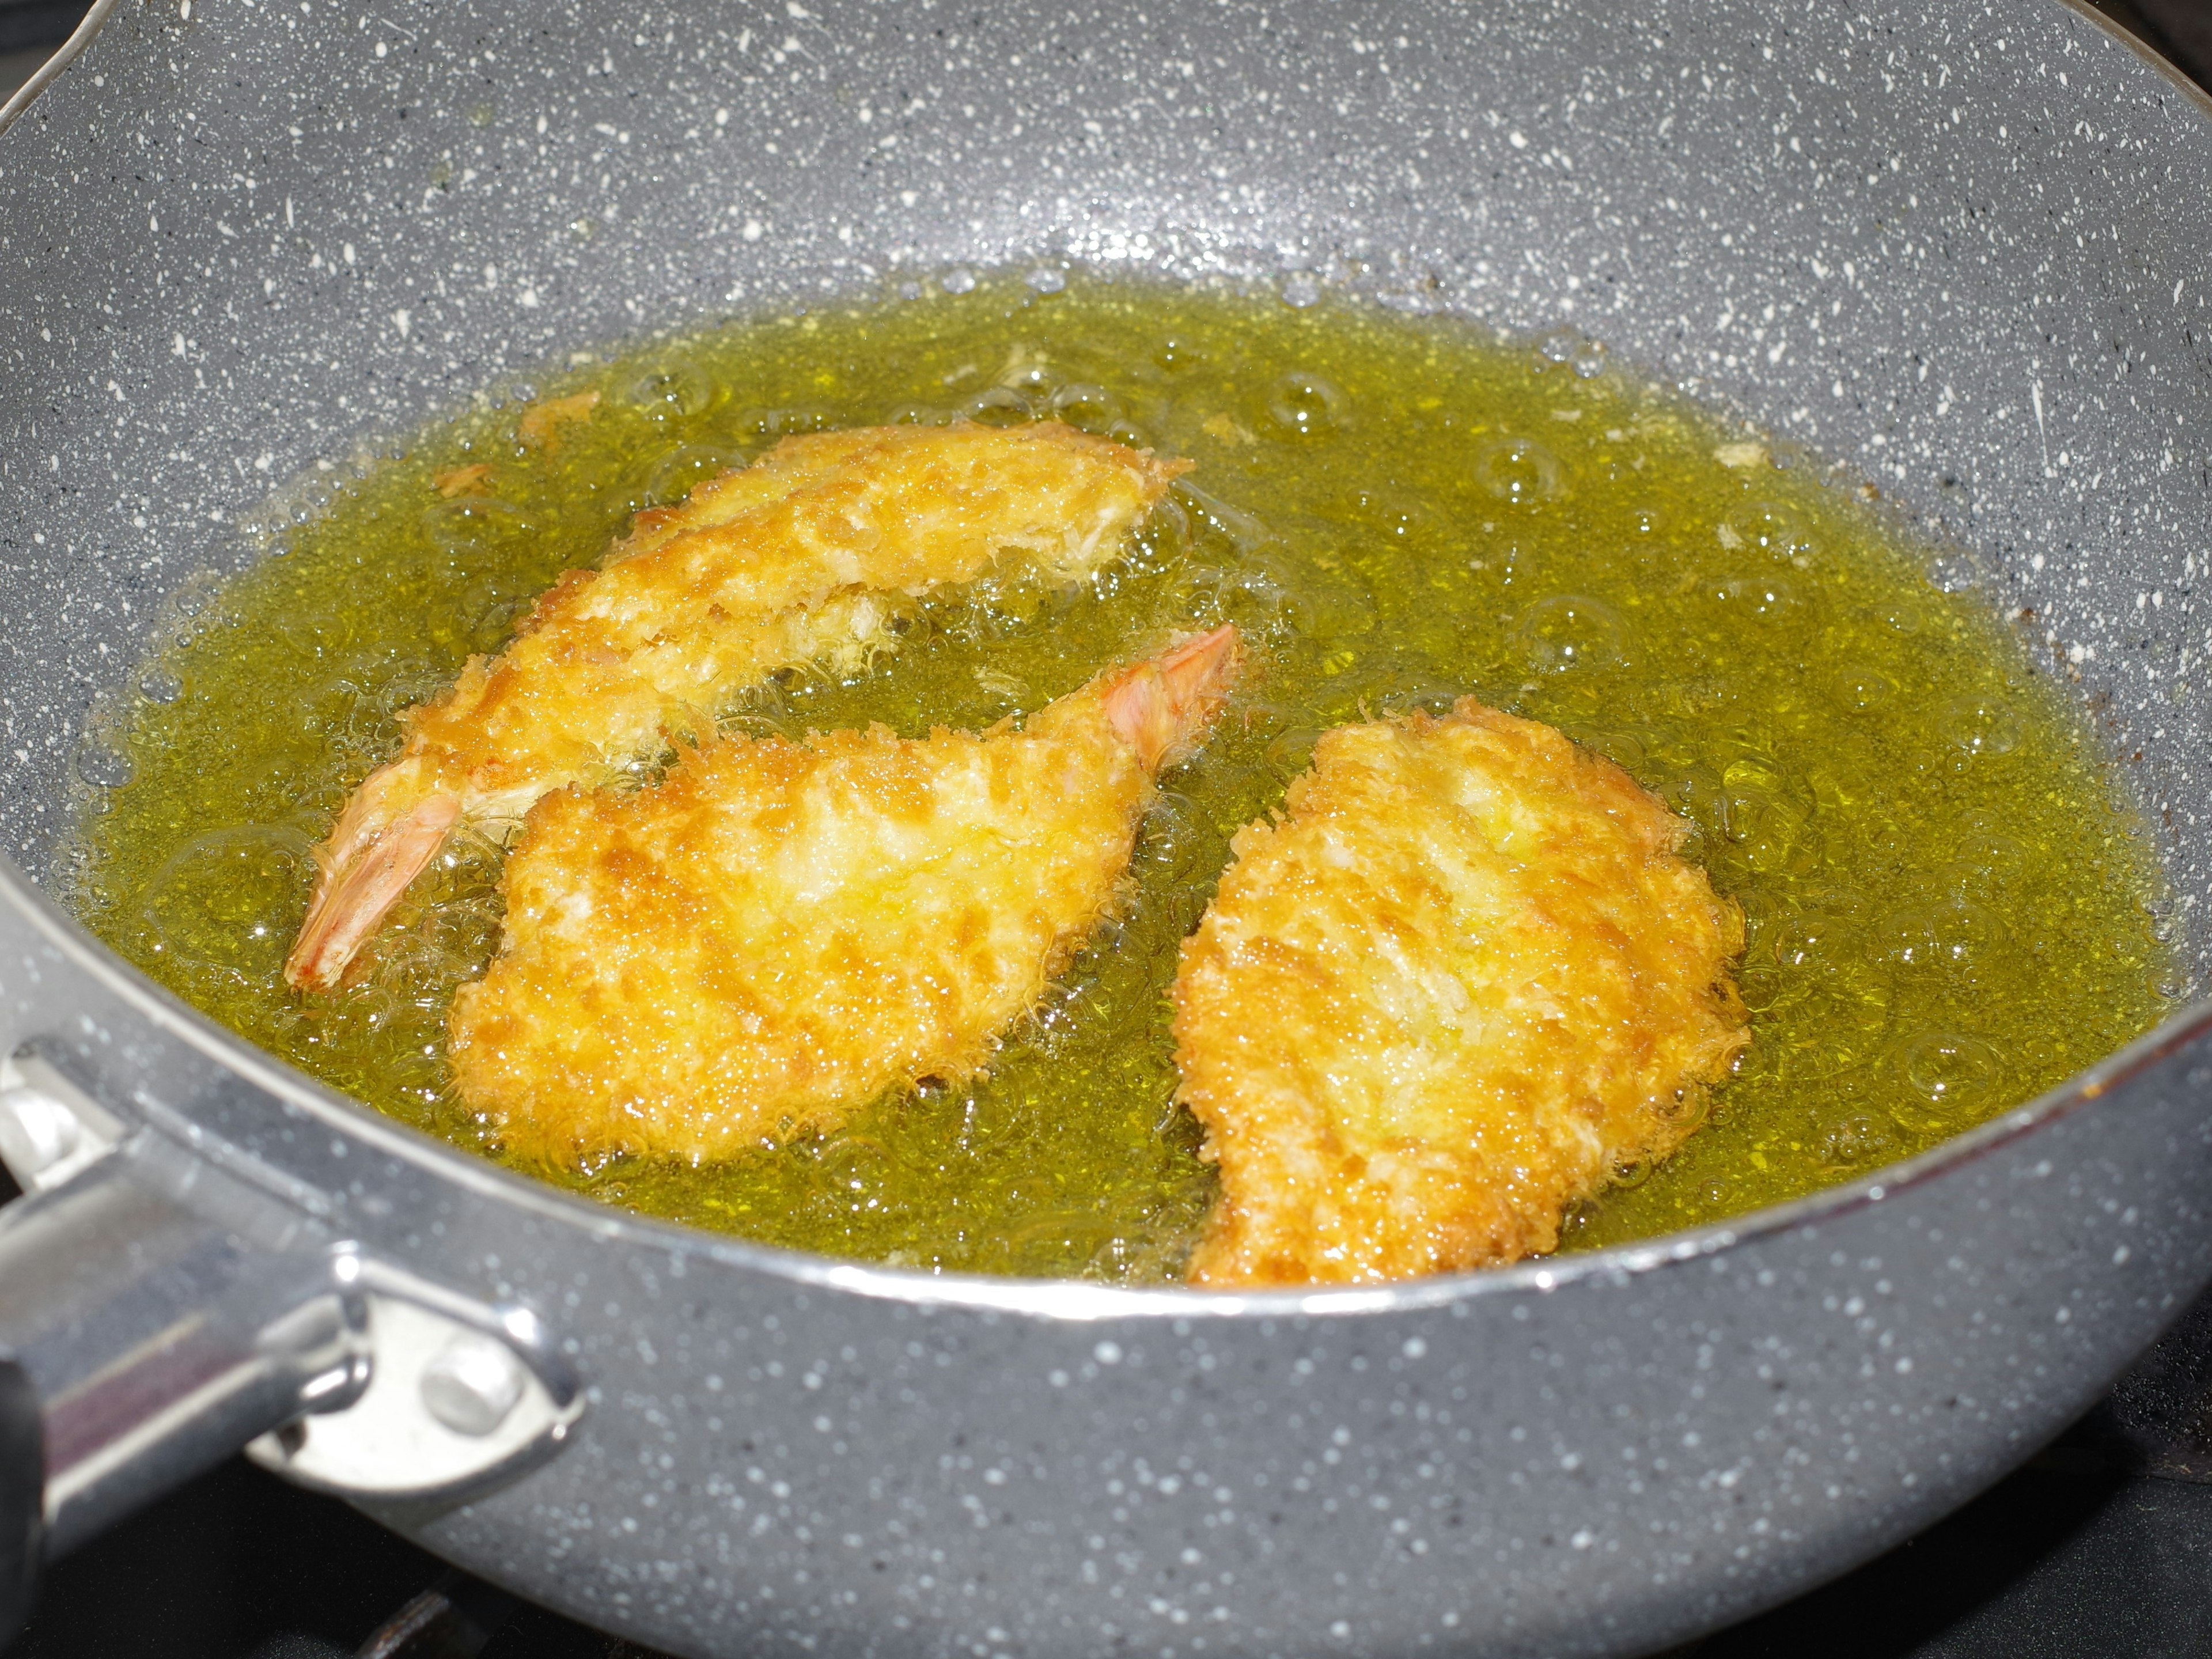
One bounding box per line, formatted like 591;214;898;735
1101;624;1243;774
284;775;463;992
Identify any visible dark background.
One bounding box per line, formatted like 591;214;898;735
5;0;2212;1654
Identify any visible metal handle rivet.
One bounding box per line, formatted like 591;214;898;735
0;1086;82;1179
419;1332;528;1437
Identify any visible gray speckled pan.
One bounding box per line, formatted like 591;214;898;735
2;0;2211;1654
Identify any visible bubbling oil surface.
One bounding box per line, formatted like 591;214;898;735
67;274;2179;1278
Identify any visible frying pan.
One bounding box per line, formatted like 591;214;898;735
2;0;2211;1653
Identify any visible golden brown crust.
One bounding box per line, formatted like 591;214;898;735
1174;699;1748;1287
286;422;1187;992
406;422;1188;814
449;631;1238;1166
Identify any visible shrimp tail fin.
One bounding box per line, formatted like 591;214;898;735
285;780;463;993
1101;623;1243;774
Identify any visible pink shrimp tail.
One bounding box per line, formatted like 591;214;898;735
284;785;463;992
1103;624;1243;773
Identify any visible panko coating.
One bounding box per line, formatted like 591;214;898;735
286;421;1189;991
449;626;1244;1165
1174;698;1748;1287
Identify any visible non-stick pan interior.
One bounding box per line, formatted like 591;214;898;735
1;0;2206;988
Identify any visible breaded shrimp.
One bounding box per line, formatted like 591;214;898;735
448;626;1244;1165
285;422;1190;992
1174;699;1748;1287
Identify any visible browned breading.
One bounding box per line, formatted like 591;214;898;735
449;628;1242;1165
287;421;1188;991
1174;699;1748;1287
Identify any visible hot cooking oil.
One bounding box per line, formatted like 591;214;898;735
63;271;2182;1278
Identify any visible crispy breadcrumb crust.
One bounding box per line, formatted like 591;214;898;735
407;421;1188;815
286;421;1185;992
1174;699;1748;1287
450;638;1238;1165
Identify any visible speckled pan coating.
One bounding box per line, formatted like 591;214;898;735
2;1;2211;1654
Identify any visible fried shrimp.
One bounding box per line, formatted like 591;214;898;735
284;422;1190;992
448;625;1244;1165
1174;698;1748;1287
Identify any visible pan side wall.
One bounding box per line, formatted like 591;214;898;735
406;1040;2212;1659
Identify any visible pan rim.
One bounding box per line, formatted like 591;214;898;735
7;851;2207;1319
2;0;2207;1320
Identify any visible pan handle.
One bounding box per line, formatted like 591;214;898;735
0;1059;582;1644
0;1118;373;1636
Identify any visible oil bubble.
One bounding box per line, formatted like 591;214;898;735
963;386;1034;427
940;267;978;294
1349;488;1442;546
1657;763;1729;840
1885;895;2001;974
1154;335;1201;373
1934;831;2027;898
1474;437;1563;503
643;443;743;506
132;824;317;986
1264;372;1347;439
1898;1030;2004;1105
1705;574;1804;620
1263;727;1323;780
1770;895;1865;970
1048;382;1121;429
1944;695;2021;758
816;1131;891;1194
1535;327;1579;365
1153;564;1234;629
737;406;836;442
1817;1113;1893;1171
1372;676;1464;720
625;360;715;420
1735;964;1786;1014
1278;580;1377;647
1726;500;1813;562
1720;757;1815;873
460;574;532;653
77;745;135;789
1513;594;1623;673
1831;666;1895;713
881;402;954;427
1608;1156;1652;1190
1559;725;1647;774
1025;267;1068;295
1627;505;1664;535
1569;338;1608;380
1176;482;1274;555
421;496;533;557
138;668;184;704
1926;554;1980;593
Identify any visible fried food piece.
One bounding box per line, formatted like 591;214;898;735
449;626;1244;1165
516;389;601;450
286;422;1189;991
1175;699;1748;1287
433;463;497;498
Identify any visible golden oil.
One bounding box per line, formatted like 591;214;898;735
66;272;2179;1278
